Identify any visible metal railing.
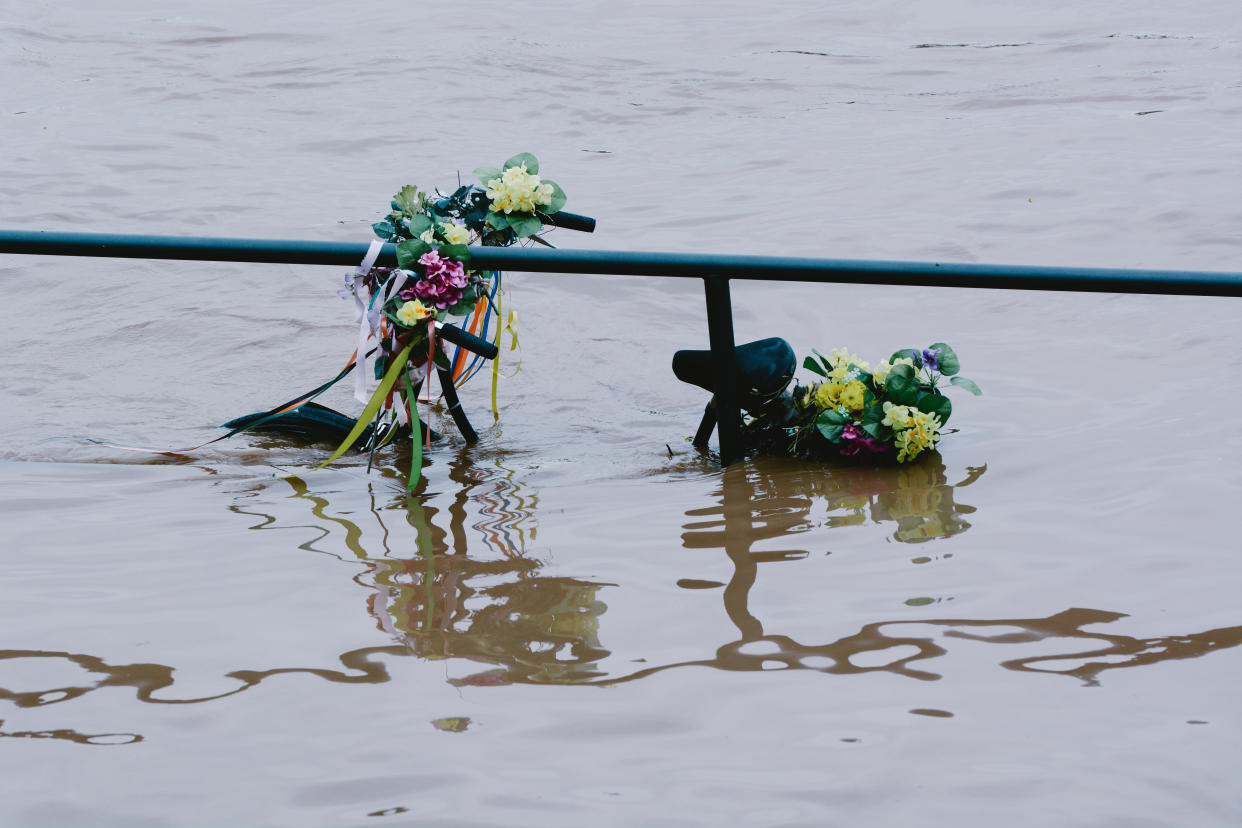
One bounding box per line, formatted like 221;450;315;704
3;228;1240;464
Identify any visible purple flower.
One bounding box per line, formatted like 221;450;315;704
406;249;469;309
839;424;890;458
838;425;869;456
921;348;941;371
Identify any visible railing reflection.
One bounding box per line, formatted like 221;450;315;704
600;457;1242;685
5;452;1238;740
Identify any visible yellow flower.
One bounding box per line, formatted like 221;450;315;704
911;410;941;433
894;412;941;462
824;347;874;379
813;382;842;410
440;222;471;245
501;163;530;187
872;360;893;385
486;163;554;214
882;402;914;429
396;299;433;326
894;430;923;463
827;347;870;382
839;380;867;413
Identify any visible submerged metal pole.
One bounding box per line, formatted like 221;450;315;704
703;277;742;466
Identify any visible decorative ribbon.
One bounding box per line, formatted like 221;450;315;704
403;370;422;491
351;239;384;404
425;322;435;452
315;341;415;472
491;289;502;417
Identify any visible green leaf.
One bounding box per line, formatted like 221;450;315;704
817;423;845;442
503;152;539;174
861;420;892;441
950;375;983;396
393;185;421;216
890;348;919;365
803;356;827;377
886;374;920;405
815;411;846;442
395;239;431;269
372;220;397;240
929;342;960;376
888;361;915;380
405;214;433;237
542;179;567;213
819;408;848;426
473;166;502;186
507;213;543;238
861;405;889;439
445;296;477;317
917;393;952;427
436;243;471;267
486;211;511;230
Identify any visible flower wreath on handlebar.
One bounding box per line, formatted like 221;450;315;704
324;152;572;487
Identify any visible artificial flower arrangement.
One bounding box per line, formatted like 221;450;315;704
315;153;571;487
747;343;982;464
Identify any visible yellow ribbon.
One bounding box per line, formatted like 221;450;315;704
489;295;522;418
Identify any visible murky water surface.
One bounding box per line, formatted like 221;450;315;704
2;1;1240;825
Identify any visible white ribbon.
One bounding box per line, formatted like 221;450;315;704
349;240;385;403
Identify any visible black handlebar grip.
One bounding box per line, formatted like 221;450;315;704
436;322;499;360
541;210;596;233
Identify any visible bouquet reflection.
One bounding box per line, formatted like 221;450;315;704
276;453;611;686
5;452;1239;746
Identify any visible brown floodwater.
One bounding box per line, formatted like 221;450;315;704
2;1;1240;825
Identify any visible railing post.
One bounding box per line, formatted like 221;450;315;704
703;275;742;466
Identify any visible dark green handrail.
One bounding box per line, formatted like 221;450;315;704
3;229;1239;465
2;230;1239;295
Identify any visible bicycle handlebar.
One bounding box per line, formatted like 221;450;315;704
435;321;499;360
540;210;596;233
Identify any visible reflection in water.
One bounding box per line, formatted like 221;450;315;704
598;608;1242;687
684;454;984;550
683;456;985;640
621;457;1242;687
248;449;612;686
0;718;141;746
5;453;1239;741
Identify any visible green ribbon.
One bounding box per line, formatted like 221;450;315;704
314;341;415;472
403;370;422;491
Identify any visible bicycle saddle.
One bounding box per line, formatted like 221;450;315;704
672;337;796;413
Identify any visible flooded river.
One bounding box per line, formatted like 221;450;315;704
2;1;1240;825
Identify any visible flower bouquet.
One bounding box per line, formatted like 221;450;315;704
317;153;573;486
353;151;569;360
746;343;982;464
